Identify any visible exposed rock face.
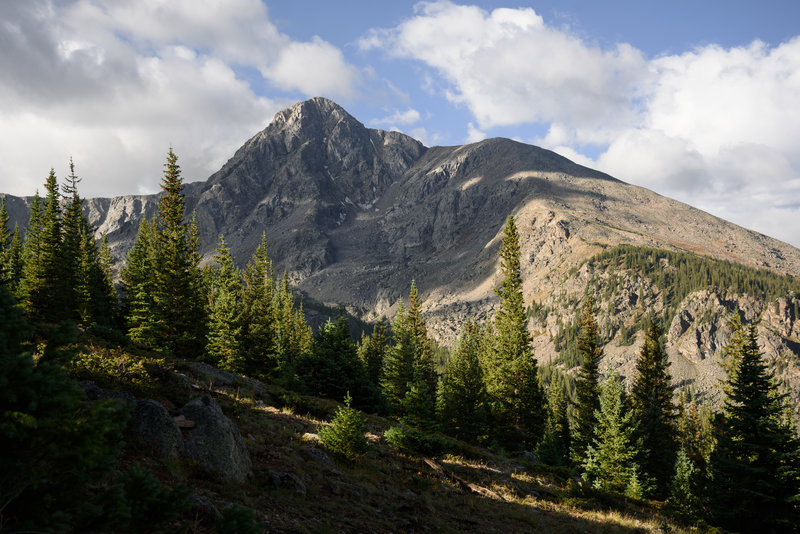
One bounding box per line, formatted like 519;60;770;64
131;398;184;459
182;395;252;483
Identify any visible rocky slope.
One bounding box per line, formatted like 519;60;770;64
4;96;800;410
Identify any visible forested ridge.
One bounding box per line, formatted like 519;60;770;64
2;152;799;533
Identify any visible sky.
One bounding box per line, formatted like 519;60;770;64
2;1;800;247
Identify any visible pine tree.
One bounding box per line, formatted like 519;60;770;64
318;393;369;461
359;318;388;389
484;216;545;447
381;282;437;425
205;236;244;372
240;233;277;378
537;380;571;466
152;149;206;356
571;295;603;465
121;219;162;347
2;225;23;293
298;314;376;408
710;324;800;532
19;172;66;323
664;449;702;523
436;320;490;443
272;272;312;381
630;319;677;497
60;159;84;322
583;371;642;494
0;198;19;289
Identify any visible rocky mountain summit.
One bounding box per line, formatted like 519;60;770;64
4;96;800;410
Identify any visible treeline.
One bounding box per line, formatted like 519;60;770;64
2;151;800;532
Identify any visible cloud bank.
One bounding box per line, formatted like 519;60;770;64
0;0;361;197
363;1;800;246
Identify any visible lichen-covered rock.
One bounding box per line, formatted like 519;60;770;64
182;395;252;483
131;399;184;459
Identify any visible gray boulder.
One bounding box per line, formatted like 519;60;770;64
131;399;184;459
182;395;252;483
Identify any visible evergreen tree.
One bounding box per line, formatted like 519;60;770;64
710;324;800;532
571;295;603;465
359;318;388;389
298;314;375;408
121;219;162;347
152;149;206;356
0;198;21;290
381;282;437;425
583;371;643;494
537;380;572;466
60;159;84;322
272;272;312;381
1;224;23;293
0;283;129;531
484;216;545;447
240;233;277;378
19;172;66;323
205;236;244;372
318;393;369;461
630;319;677;497
436;320;490;443
665;448;703;523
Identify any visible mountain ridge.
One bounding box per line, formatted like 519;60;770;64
4;96;800;411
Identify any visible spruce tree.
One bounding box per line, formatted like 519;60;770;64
583;371;642;494
152;149;206;356
121;219;162;347
240;233;277;378
665;448;702;523
381;282;437;425
298;314;374;407
571;295;603;465
60;159;83;322
205;236;244;372
630;319;677;497
318;393;369;461
537;380;572;466
19;172;66;323
359;318;388;389
272;272;312;380
710;324;800;532
484;216;545;447
3;225;23;293
436;320;490;443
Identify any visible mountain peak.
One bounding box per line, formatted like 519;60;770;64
270;96;360;136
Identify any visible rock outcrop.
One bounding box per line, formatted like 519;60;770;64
182;395;252;483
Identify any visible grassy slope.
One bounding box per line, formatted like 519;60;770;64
70;337;699;534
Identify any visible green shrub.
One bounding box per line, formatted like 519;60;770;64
384;426;455;457
318;393;369;460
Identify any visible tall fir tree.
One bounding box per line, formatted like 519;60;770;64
381;282;437;427
358;318;388;389
152;149;206;356
240;233;277;378
436;320;490;443
19;172;68;323
60;159;84;322
710;324;800;532
205;236;244;372
537;380;572;466
271;273;313;384
0;198;18;288
583;371;643;494
121;219;162;347
571;295;603;465
630;319;677;497
2;224;23;293
484;215;545;448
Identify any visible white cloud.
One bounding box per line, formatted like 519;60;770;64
466;122;486;143
364;2;800;246
0;0;360;197
361;1;648;137
372;108;421;127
